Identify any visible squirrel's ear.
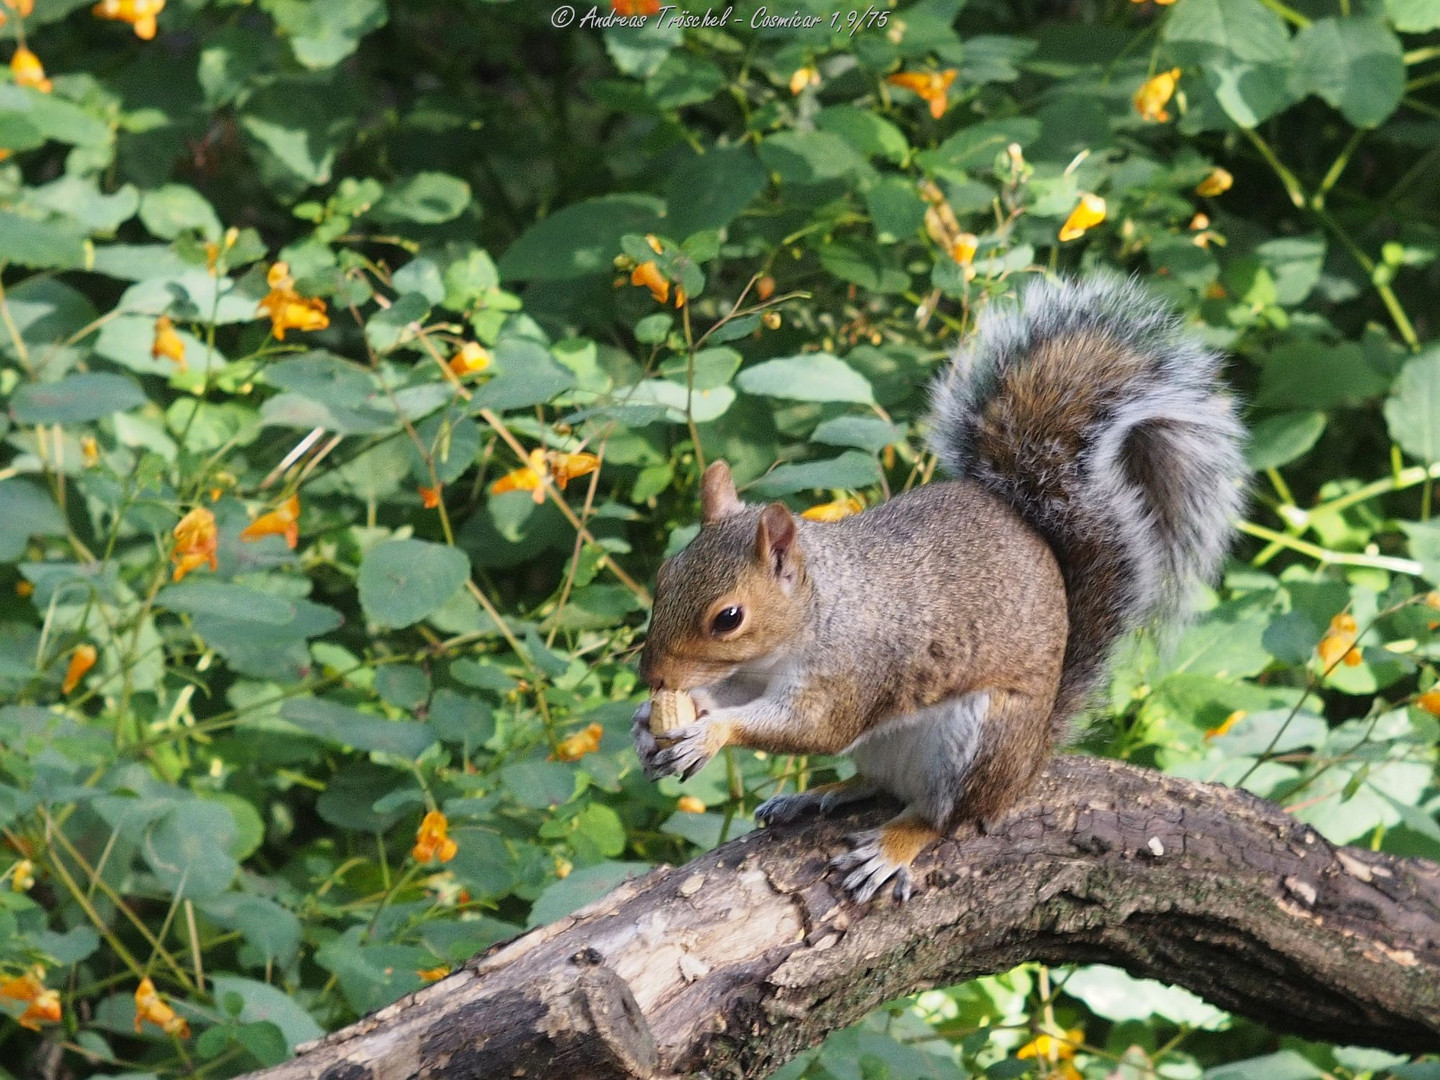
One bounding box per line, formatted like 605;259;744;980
701;460;743;524
755;503;802;593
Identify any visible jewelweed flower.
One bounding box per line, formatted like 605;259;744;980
886;69;958;119
1;966;61;1031
1205;709;1247;740
418;485;442;509
417;967;450;982
1133;68;1180;122
257;262;329;340
80;435;100;467
1016;1028;1084;1074
413;810;458;863
1318;612;1362;670
491;448;549;504
92;0;164;39
62;644;97;694
10;858;35;892
1416;690;1440;716
151;316;186;370
611;0;659;13
1196;167;1234;197
676;795;706;813
172;507;218;582
553;722;603;762
801;496;864;522
788;65;819;95
239;493;301;549
548;451;599;490
10;47;52;93
4;0;36;15
1059;194;1106;242
449;341;492;377
630;260;669;304
134;976;189;1038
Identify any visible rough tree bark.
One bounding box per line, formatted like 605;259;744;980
251;757;1440;1080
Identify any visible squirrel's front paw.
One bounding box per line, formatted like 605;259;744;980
647;720;728;781
630;700;660;774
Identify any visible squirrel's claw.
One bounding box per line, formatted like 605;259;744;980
831;832;913;903
631;701;663;777
756;778;879;827
646;722;715;781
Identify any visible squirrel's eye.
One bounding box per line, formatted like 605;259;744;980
710;605;744;635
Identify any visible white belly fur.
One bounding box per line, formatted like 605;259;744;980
847;691;990;825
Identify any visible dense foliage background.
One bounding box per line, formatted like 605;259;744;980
2;0;1439;1075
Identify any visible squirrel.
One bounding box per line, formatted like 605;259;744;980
631;276;1247;902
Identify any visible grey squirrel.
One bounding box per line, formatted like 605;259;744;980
632;276;1247;902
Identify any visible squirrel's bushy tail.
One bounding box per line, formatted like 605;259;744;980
930;276;1246;733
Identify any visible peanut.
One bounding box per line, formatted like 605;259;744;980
650;689;697;734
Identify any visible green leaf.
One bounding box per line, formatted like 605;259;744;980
1245;411;1326;471
139;184;222;240
0;480;67;562
10;373;146;424
745;452;884;498
199;895;302;969
498;194;665;282
737;353;875;404
1401;520;1440;584
815;105;909;164
811;416;906;453
1162;0;1296;128
1388;0;1440;31
279;697;437;758
159;583;309;625
365;293;431;353
239;83;354;190
144;800;239;899
646;53;726;108
0;210;86;270
263;0;387;69
914;117;1040;175
374;172;472;225
757;131;867;184
1290;19;1403;128
208;975;323;1054
864;177;927;243
1257;341;1389;409
818;240;911;294
358;539;471;628
1383;349;1440;463
526;862;651;926
1062;965;1227;1027
663;147;767;238
468;340;577;412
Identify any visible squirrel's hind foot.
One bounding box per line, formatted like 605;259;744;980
831;812;942;903
756;777;879;827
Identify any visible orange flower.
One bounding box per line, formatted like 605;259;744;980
1;966;60;1031
92;0;164;38
756;275;776;301
1416;690;1440;716
1424;590;1440;611
886;69;958;119
418;485;442;509
1204;709;1247;740
788;65;819;95
417;966;450;982
1196;167;1233;197
449;341;492;377
413;810;458;863
239;493;300;549
151;316;186;371
1017;1028;1084;1066
134;976;189;1039
630;261;669;304
951;233;979;266
548;451;599;490
801;496;864;522
10;47;52;93
1317;612;1362;671
257;262;329;340
611;0;659;13
1133;68;1181;123
80;435;100;467
15;580;33;598
552;722;603;762
1059;193;1106;242
491;448;548;504
9;859;34;892
171;506;218;582
676;795;706;813
4;0;36;15
61;644;97;694
1189;212;1210;231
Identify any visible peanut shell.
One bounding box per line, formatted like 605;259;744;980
650;689;697;734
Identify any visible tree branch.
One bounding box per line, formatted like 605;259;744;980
250;758;1440;1079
